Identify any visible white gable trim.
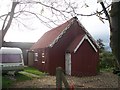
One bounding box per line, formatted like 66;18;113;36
85;35;98;52
74;35;98;53
74;36;85;53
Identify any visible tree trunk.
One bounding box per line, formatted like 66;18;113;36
1;2;19;47
110;1;120;69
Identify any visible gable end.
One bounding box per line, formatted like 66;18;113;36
74;35;98;53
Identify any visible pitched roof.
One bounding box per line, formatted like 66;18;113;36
31;17;99;50
31;18;74;49
66;34;85;53
67;35;98;53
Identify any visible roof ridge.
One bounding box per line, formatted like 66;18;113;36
49;18;75;47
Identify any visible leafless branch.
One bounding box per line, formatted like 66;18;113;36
0;1;112;19
22;10;52;28
100;2;110;22
14;4;27;18
40;15;58;26
14;18;35;30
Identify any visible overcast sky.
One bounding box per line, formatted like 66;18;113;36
0;0;111;49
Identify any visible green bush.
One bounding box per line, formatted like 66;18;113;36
99;51;116;70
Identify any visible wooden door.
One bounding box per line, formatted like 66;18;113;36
28;51;34;66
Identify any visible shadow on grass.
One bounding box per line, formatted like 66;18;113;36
2;73;32;88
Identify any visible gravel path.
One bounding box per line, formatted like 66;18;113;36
11;72;119;88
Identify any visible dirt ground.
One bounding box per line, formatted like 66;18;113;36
11;72;119;88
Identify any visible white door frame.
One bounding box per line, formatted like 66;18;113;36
65;53;71;75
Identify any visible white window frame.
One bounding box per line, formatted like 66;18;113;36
34;53;38;61
42;52;45;58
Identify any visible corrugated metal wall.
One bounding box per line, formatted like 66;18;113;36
71;40;99;76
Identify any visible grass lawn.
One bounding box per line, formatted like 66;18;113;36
2;76;13;88
2;73;32;88
23;66;46;76
2;66;45;88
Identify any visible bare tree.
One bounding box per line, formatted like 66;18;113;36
0;0;78;44
0;0;111;43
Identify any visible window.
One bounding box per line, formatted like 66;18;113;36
42;61;45;64
41;52;45;64
34;53;38;61
0;54;22;63
42;52;44;57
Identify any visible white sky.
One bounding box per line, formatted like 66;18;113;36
0;0;111;48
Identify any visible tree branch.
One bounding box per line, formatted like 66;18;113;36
22;10;52;28
100;2;110;22
0;2;112;19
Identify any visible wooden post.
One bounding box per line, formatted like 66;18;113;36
56;67;72;90
118;76;120;88
56;67;62;89
62;73;70;89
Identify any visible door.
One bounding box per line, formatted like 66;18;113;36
65;53;71;75
28;51;34;66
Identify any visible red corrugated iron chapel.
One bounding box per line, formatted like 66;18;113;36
29;17;99;76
